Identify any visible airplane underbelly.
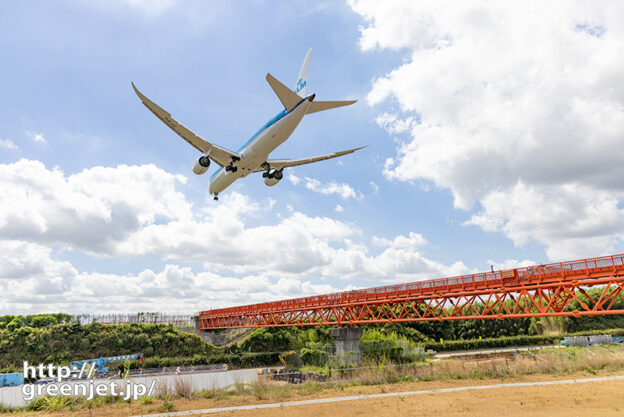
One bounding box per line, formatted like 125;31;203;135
210;103;311;195
239;127;285;172
208;169;240;194
242;109;306;165
273;110;305;146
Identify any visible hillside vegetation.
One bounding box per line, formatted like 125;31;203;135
1;288;622;371
0;320;218;372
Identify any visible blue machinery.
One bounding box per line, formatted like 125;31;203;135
69;353;144;374
0;373;24;387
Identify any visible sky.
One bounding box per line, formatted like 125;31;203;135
1;0;624;314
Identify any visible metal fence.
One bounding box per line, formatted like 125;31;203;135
77;313;194;327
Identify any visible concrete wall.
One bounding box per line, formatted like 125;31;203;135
330;327;363;364
0;368;258;409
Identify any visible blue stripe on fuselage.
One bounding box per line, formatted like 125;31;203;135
209;97;308;181
235;108;287;154
235;96;308;153
209;165;223;180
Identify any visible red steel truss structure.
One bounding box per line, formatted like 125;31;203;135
199;254;624;330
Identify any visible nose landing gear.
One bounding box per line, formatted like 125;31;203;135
213;193;219;201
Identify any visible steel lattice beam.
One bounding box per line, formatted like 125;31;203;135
199;254;624;330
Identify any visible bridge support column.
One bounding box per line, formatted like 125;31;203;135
330;327;363;364
191;315;200;332
190;315;219;344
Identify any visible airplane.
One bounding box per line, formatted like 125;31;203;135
132;48;365;200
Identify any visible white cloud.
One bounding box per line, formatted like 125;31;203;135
325;237;469;282
288;173;301;185
120;207;358;275
488;258;536;271
0;230;470;312
289;173;361;199
303;177;362;199
0;159;190;254
0;159;467;297
465;182;624;260
373;232;427;248
0;241;75;283
0;138;18;150
0;240;338;314
335;204;344;212
350;0;624;260
375;112;415;134
26;131;46;143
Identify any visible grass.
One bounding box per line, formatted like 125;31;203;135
27;395;85;411
3;344;624;414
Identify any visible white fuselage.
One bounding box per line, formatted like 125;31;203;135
208;96;312;195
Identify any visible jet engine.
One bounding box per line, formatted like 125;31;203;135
263;169;283;186
192;155;211;175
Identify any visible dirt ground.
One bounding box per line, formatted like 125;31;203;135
211;377;624;417
24;370;624;417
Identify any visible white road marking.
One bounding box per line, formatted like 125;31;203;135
134;374;624;416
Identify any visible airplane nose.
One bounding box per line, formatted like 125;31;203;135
308;93;316;102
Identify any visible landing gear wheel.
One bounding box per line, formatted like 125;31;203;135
213;194;219;201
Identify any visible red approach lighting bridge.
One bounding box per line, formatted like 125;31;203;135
199;254;624;330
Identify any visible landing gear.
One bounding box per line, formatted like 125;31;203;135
225;156;240;173
262;169;283;179
213;193;219;201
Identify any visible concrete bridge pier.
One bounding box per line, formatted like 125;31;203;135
330;327;363;364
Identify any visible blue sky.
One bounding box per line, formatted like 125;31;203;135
1;1;623;314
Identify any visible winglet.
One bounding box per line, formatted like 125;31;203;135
131;81;142;98
131;81;152;106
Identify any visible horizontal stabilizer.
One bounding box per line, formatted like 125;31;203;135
266;73;301;111
307;100;357;114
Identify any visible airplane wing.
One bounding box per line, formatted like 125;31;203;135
132;82;240;167
255;146;367;172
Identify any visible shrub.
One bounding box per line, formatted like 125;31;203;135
300;348;327;367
